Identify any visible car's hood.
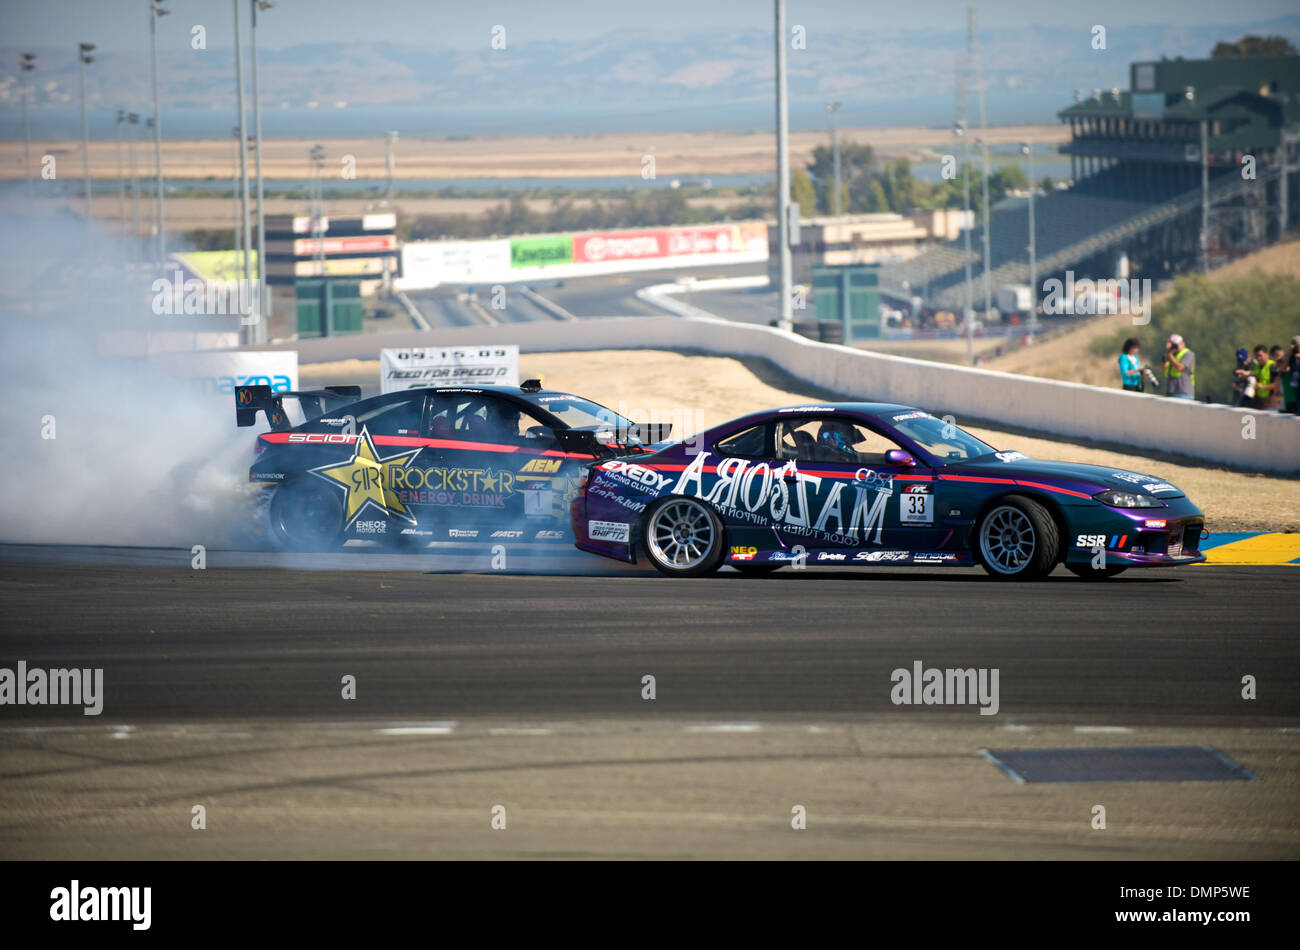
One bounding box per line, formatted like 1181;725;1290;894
959;452;1185;498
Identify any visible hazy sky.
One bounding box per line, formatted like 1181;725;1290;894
3;0;1296;51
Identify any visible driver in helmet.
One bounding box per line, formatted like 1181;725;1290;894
483;401;522;441
816;420;859;462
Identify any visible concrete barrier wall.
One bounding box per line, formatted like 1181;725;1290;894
256;317;1300;474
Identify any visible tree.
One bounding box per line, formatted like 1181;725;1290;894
791;169;817;218
863;180;889;213
1212;35;1297;58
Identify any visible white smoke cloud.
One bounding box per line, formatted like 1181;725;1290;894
0;206;261;548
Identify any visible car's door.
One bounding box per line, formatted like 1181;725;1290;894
767;414;943;555
420;392;564;539
298;391;429;540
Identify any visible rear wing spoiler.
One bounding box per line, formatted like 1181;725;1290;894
553;422;673;457
235;385;362;430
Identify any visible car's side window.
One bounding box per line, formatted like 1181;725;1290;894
427;396;552;446
715;424;770;459
351;393;427;436
776;417;900;465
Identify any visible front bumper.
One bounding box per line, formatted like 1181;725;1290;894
1062;499;1207;568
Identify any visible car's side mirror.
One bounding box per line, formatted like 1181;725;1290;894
886;449;918;467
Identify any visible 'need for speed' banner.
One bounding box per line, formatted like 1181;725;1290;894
380;346;519;393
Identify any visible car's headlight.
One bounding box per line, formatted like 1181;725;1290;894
1094;489;1163;508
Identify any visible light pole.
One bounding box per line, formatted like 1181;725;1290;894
20;53;36;201
231;127;243;257
774;0;793;332
385;130;399;205
149;1;169;266
826;100;842;217
78;43;96;220
310;144;327;278
956;122;974;364
1021;142;1037;335
115;110;127;246
250;0;274;342
233;0;253;298
977;135;991;326
128;112;142;255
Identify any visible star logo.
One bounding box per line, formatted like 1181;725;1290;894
309;426;421;526
480;468;499;492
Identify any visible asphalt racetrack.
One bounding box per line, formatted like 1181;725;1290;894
1;545;1296;859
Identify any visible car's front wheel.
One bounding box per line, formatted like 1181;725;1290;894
268;478;345;552
642;497;726;577
976;494;1059;580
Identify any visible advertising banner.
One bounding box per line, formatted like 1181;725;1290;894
572;229;667;264
380;345;519;393
151;349;299;400
510;235;572;268
292;234;398;256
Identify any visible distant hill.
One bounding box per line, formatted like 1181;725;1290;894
4;16;1298;127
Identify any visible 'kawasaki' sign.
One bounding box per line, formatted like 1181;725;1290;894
511;235;572;268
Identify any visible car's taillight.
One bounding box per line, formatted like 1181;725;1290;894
253;437;268;457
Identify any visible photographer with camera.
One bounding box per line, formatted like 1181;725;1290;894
1161;334;1195;400
1118;338;1144;392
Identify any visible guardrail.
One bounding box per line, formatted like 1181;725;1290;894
255;316;1299;474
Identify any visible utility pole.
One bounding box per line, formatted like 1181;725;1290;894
826;101;842;217
1022;141;1037;335
20;53;36;202
775;0;793;332
251;0;274;342
149;1;170;265
234;0;253;299
78;43;96;220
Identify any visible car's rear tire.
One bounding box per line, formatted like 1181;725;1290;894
642;497;726;577
268;478;345;552
976;494;1059;580
1065;563;1128;580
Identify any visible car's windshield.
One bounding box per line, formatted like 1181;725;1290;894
532;394;631;430
887;411;996;462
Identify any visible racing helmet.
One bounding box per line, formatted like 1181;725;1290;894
816;421;857;460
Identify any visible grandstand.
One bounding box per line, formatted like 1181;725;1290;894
882;53;1300;314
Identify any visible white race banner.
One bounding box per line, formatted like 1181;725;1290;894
380;345;519;393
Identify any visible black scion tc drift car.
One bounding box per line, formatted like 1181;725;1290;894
234;380;666;550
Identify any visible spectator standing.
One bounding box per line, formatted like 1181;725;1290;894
1284;336;1300;415
1118;338;1144;392
1230;348;1252;406
1162;334;1195;400
1244;345;1281;411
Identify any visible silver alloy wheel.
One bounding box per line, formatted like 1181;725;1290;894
979;504;1037;575
647;498;716;570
